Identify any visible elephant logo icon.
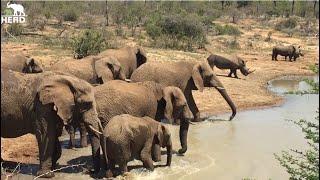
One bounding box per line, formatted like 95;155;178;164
6;1;25;16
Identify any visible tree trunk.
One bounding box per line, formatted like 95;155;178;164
256;1;260;15
314;0;318;17
291;0;295;15
221;1;224;10
273;1;276;7
105;1;109;26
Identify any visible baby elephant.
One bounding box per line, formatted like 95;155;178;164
207;53;255;78
272;45;303;62
103;114;172;178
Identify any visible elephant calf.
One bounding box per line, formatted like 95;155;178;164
103;114;172;178
207;53;255;78
1;54;44;73
272;45;303;62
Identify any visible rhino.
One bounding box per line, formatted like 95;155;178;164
207;53;255;78
272;45;303;62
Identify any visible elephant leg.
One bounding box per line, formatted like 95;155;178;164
68;124;76;149
178;119;189;154
151;144;161;162
119;161;129;175
105;159;115;178
275;54;278;61
186;92;201;122
51;137;62;170
140;143;154;171
227;70;233;77
79;123;88;148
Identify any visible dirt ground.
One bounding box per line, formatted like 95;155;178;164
1;17;319;168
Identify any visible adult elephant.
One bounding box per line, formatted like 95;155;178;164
131;61;237;123
97;46;147;78
49;56;127;84
90;80;193;173
272;45;303;61
207;53;255;78
1;54;44;73
1;70;103;178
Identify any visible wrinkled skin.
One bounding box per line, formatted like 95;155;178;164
1;54;44;73
103;114;172;178
207;53;255;78
1;70;102;178
131;61;237;133
272;45;303;62
50;56;126;84
90;80;192;174
97;46;147;78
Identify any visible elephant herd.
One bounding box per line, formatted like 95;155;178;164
1;44;302;178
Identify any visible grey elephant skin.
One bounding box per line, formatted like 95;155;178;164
131;61;237;124
103;114;172;178
49;56;126;85
97;46;147;78
272;45;302;61
1;54;44;73
89;80;192;173
1;70;103;178
207;53;255;78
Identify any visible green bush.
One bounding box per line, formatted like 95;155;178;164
275;113;319;180
214;24;241;36
72;29;106;59
7;23;23;36
62;7;79;22
146;23;162;40
275;17;298;31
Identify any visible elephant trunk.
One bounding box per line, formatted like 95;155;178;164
178;119;189;154
166;139;172;166
216;88;237;120
82;110;102;173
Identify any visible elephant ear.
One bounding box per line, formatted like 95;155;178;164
163;87;177;124
38;75;95;124
37;77;76;124
94;58;115;83
191;63;204;92
134;46;147;67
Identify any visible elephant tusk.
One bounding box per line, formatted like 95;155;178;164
89;125;102;135
124;79;131;82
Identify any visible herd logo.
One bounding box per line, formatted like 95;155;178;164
1;1;27;24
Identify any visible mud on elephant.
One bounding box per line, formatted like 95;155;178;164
131;61;237;123
1;54;44;73
207;53;255;78
89;80;192;173
1;70;103;178
102;114;172;178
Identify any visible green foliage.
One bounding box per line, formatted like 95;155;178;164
275;17;298;31
7;23;23;36
72;29;105;59
146;24;161;40
62;6;79;22
214;24;241;36
286;64;319;95
275;112;319;180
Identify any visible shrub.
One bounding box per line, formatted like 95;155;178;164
214;24;241;36
72;29;106;59
62;7;79;22
275;17;298;31
146;23;161;40
7;23;23;36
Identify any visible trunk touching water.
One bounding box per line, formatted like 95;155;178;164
217;88;237;120
178;119;189;154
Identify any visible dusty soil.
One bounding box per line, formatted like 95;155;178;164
1;17;319;171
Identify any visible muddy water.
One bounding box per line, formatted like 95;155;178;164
12;77;319;180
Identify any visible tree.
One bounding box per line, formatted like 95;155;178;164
314;0;318;17
105;1;109;26
291;0;295;15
